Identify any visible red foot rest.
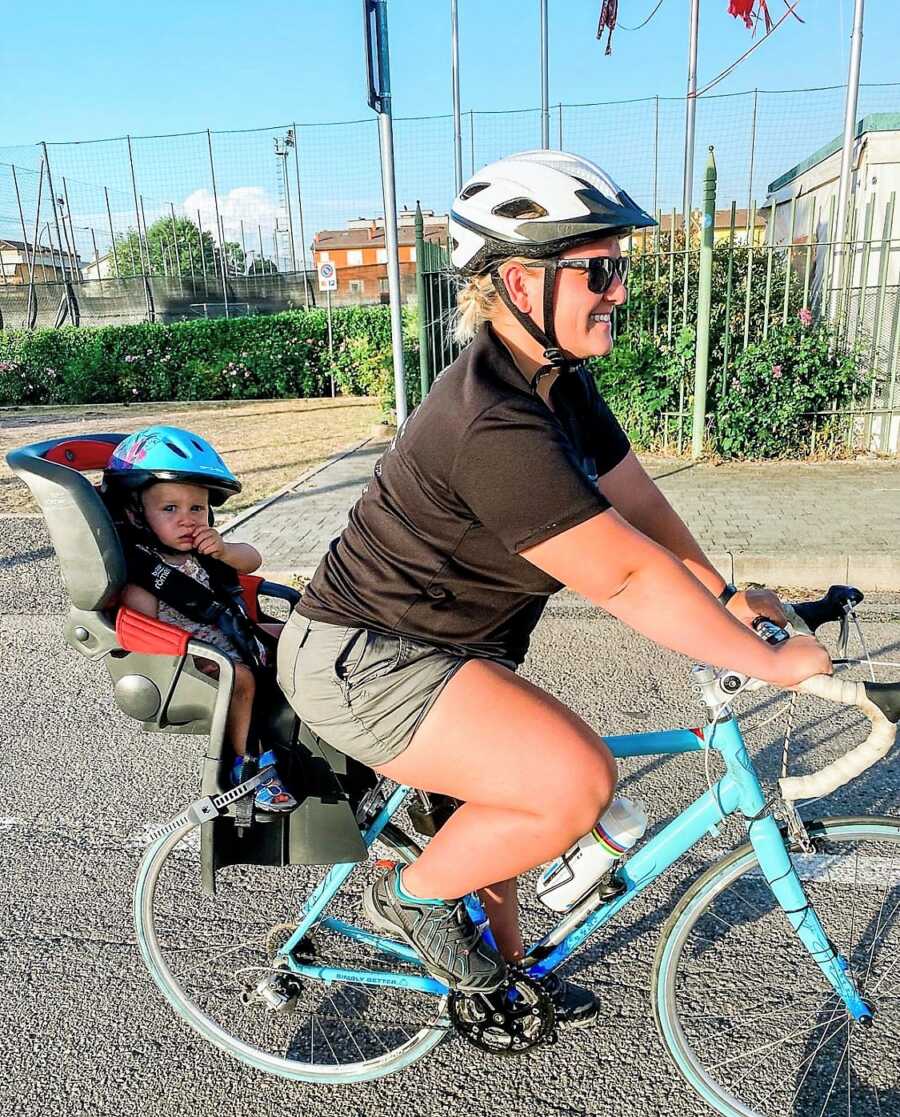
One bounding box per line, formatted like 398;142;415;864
116;606;190;657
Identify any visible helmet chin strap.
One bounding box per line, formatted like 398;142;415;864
490;261;576;393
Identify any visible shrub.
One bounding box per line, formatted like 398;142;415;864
715;317;867;458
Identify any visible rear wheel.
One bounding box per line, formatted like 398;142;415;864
133;816;449;1084
653;816;900;1117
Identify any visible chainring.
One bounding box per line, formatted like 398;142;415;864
448;972;557;1056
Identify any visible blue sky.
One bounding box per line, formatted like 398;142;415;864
2;2;897;263
3;1;895;143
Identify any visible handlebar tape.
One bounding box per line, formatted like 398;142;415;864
779;673;897;801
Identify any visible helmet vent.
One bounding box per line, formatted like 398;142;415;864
165;441;188;458
459;181;489;200
492;197;548;220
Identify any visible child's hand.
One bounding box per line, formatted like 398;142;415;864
192;526;227;560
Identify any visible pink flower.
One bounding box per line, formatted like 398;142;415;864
772;364;783;379
799;307;813;327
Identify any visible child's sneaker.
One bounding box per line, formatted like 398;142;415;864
231;750;297;813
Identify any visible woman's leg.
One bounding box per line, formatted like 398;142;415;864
375;658;616;904
478;878;523;961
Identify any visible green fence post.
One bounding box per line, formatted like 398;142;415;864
692;146;716;460
415;202;431;398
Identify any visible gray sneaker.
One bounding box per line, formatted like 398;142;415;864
363;866;507;994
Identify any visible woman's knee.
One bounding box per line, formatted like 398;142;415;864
552;740;617;844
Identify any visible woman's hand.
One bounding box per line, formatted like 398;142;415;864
726;586;787;628
192;526;227;560
765;635;833;688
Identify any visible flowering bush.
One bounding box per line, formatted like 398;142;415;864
0;306;406;408
715;316;868;458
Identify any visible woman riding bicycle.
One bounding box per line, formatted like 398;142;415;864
276;150;831;1025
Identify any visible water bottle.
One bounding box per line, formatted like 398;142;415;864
536;797;648;912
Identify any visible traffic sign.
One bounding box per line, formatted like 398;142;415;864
317;260;337;292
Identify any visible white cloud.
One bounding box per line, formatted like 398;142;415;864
181;186;281;243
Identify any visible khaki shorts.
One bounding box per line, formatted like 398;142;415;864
276;613;479;768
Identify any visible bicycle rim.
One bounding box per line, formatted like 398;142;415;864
653;816;900;1117
133;818;449;1084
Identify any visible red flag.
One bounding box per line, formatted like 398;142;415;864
729;0;773;32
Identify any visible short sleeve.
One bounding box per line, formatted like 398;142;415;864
452;401;611;553
584;374;631;477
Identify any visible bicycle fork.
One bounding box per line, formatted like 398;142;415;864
713;715;873;1023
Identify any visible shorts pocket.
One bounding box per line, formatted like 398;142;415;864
334;629;402;696
275;614;310;700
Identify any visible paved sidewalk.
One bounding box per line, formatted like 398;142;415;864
223;440;900;590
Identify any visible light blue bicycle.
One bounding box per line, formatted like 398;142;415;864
134;587;900;1116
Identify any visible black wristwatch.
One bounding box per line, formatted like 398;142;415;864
718;582;738;606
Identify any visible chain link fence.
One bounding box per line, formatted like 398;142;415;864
2;82;899;328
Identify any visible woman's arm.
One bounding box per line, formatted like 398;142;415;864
595;451;787;626
520;508;831;687
596;451;722;593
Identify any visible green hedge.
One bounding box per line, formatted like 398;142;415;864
0;306;420;413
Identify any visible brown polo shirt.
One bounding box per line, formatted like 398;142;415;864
298;323;630;664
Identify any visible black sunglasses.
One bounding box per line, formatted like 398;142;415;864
555;256;630;295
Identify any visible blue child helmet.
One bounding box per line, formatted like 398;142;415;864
103;425;241;506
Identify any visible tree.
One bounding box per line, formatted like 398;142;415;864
111;216;218;279
248;255;279;276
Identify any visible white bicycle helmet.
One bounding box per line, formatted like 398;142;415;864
450;150;655;382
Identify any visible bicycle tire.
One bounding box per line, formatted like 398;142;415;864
653;815;900;1117
133;815;449;1084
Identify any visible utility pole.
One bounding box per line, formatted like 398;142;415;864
451;0;463;193
832;0;865;320
540;0;550;148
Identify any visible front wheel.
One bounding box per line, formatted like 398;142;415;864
653;816;900;1117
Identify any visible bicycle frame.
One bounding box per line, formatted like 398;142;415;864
278;715;872;1020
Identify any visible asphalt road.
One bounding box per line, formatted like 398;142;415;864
2;516;899;1117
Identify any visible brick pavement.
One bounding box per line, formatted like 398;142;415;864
223;440;900;590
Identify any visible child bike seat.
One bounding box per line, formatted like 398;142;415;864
7;433;369;890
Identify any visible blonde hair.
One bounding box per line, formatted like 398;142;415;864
452;257;541;345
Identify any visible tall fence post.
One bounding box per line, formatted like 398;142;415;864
291;123;311;307
104;188;120;277
11;166;34;287
207;129;230;317
692;147;716;460
415;202;431;398
40;142;77;323
126;136;154;320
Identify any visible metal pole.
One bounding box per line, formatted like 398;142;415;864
197;209;209;288
206;129;229;315
11;166;34;287
291;123;311;307
90;227;101;285
540;0;550;148
240;219;248;275
692;148;716;460
746;88;759;223
281;148;298;272
469;109;475;176
538;0;553;148
126;136;149;277
682;0;699;229
832;0;865;320
653;95;659;216
104;187;120;278
257;224;265;273
415;202;432;397
139;195;152;273
170;203;183;278
62;177;79;280
451;0;463;193
326;286;335;395
40;143;68;285
366;0;409;424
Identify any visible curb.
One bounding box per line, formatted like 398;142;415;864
218;437;373;537
704;551;900;592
